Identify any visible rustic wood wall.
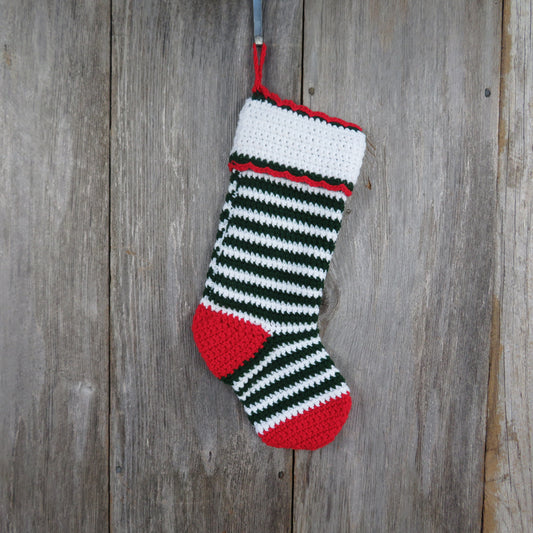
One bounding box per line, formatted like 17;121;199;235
1;1;531;532
483;0;533;530
1;1;110;531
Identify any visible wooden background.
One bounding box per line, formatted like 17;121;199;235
1;0;531;531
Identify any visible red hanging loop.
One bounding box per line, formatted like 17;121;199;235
252;43;267;92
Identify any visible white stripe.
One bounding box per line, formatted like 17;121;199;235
240;169;348;201
232;98;366;186
244;366;340;415
220;244;328;281
213;179;238;251
232;336;322;392
236;347;329;402
254;383;351;435
212;262;322;299
237;184;343;221
225;225;333;261
231;206;338;242
205;278;319;316
200;297;317;335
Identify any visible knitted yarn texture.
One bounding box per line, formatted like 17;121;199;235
192;45;366;450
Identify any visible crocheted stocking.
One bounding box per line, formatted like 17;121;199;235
192;45;366;450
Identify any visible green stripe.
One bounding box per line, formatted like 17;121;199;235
213;208;230;244
230;152;354;192
230;215;336;252
209;270;322;307
203;286;317;324
251;92;362;133
242;358;336;407
236;338;322;396
213;254;325;290
231;194;342;233
221;332;319;385
236;173;346;212
247;373;347;424
222;235;330;272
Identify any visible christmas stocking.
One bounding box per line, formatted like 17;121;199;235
192;45;366;450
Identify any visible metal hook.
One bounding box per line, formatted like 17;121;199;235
253;0;263;45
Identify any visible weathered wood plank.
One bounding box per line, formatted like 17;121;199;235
0;1;110;531
295;1;501;531
110;1;301;531
483;1;533;531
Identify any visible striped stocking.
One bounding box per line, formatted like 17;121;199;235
192;45;366;450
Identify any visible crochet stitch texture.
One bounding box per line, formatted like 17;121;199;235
192;45;366;450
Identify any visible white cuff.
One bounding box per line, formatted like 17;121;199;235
231;98;366;189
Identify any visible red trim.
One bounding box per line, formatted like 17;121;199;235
228;160;352;197
252;44;362;132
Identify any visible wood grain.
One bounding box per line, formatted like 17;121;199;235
109;1;301;531
0;1;110;531
294;1;501;531
3;1;533;531
483;1;533;531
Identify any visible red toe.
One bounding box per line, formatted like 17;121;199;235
259;392;352;450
